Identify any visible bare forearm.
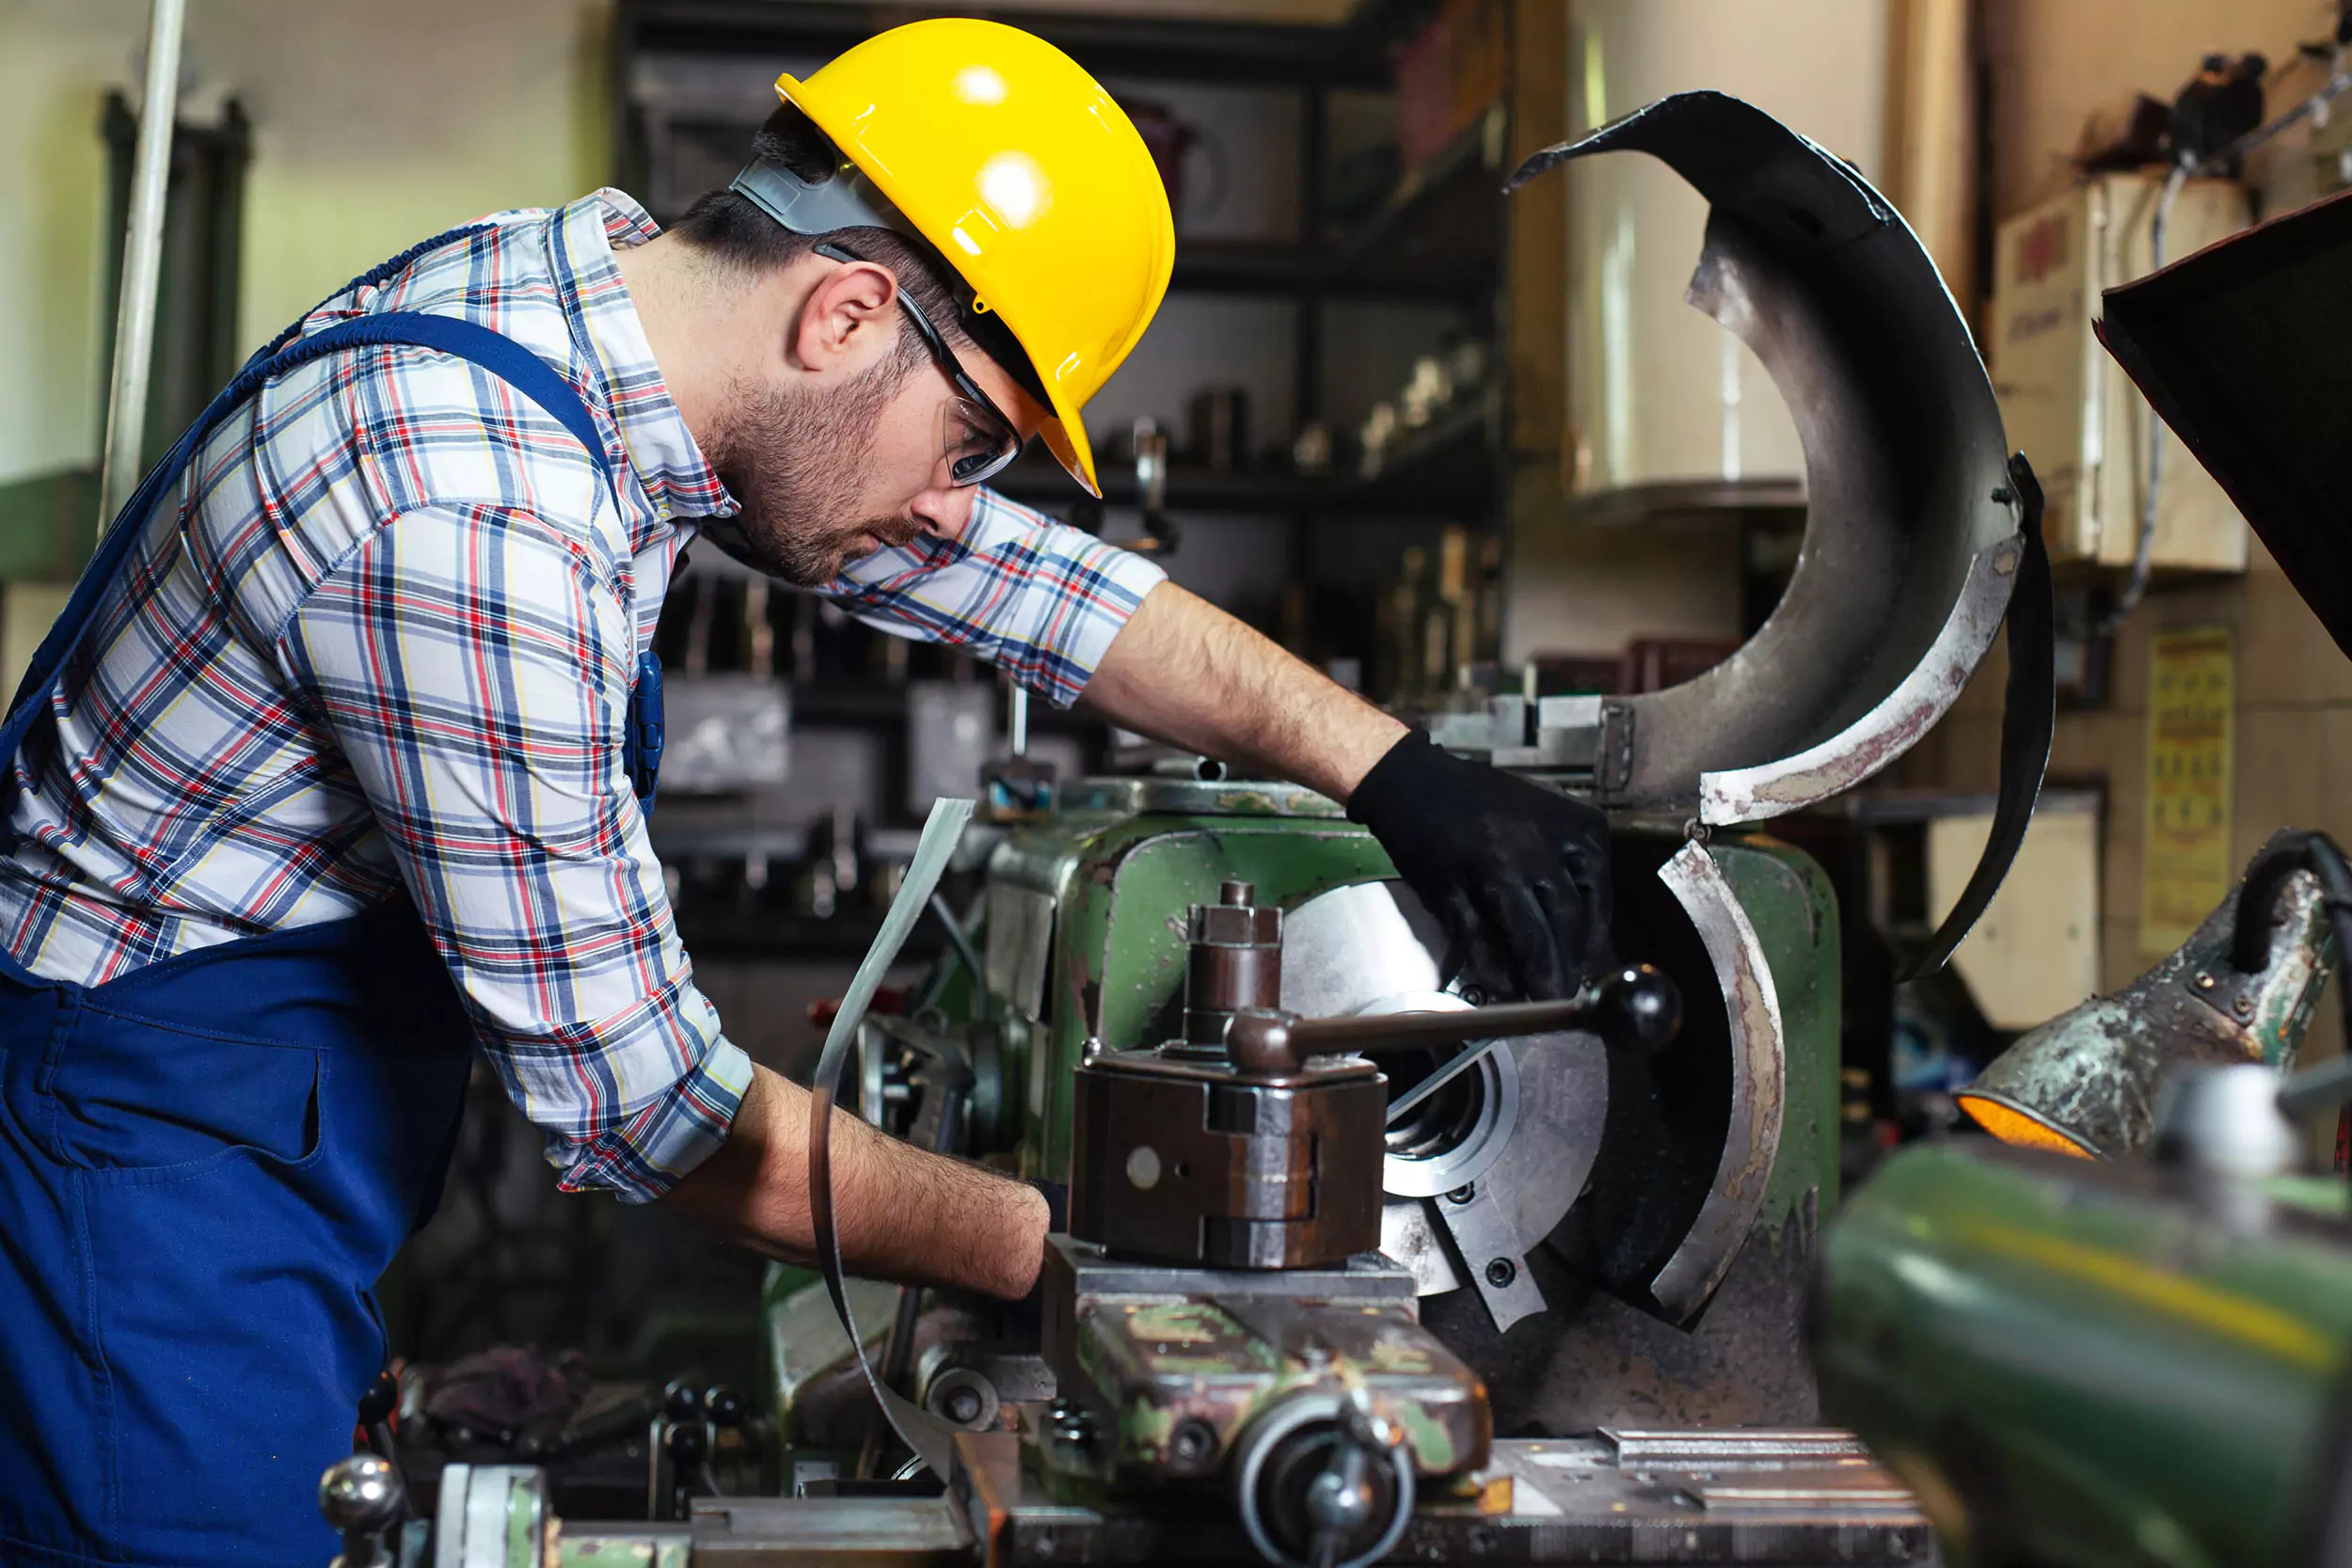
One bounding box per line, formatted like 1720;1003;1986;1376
1082;582;1408;801
660;1063;1047;1299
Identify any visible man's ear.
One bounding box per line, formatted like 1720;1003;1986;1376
792;257;899;376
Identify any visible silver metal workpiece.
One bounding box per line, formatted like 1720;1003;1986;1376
1432;1180;1546;1332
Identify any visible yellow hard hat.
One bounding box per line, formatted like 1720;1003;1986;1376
766;19;1175;498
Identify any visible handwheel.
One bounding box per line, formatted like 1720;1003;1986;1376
1233;1392;1415;1568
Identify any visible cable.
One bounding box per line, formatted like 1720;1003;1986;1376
2100;162;2186;637
2230;832;2352;1132
2100;52;2352;634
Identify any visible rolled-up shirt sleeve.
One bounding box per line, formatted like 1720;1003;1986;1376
278;503;749;1201
824;486;1166;707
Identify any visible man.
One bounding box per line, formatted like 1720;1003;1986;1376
0;19;1607;1565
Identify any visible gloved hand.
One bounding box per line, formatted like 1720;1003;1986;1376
1346;728;1612;1002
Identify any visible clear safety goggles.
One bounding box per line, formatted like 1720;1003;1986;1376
814;240;1024;488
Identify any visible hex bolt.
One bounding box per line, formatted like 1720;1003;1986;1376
1485;1258;1517;1289
1170;1419;1218;1466
1447;1184;1477;1206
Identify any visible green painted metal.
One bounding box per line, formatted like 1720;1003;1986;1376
760;797;1852;1447
0;468;100;582
989;811;1845;1234
992;809;1396;1180
1062;1294;1484;1486
563;1532;691;1566
1815;1140;2352;1568
1714;834;1843;1229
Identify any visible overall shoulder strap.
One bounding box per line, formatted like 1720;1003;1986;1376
0;286;615;800
314;311;612;481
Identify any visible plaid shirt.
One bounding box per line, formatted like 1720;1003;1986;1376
0;191;1163;1200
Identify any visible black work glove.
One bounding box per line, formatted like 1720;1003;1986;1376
1346;728;1613;1002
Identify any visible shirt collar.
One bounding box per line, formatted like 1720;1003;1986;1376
552;190;739;533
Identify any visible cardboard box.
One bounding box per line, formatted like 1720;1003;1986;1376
1990;172;2252;572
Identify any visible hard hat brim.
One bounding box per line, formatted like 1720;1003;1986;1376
1038;401;1102;499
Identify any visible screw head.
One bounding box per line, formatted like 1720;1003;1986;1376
945;1387;984;1425
2195;972;2217;990
2233;994;2255;1017
1170;1418;1218;1465
1485;1258;1517;1289
1447;1184;1477;1205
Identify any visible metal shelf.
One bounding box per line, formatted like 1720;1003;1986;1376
1341;389;1502;505
987;450;1491;517
616;0;1391;88
1322;113;1506;302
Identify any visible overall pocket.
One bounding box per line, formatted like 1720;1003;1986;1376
69;1044;355;1564
48;1006;320;1173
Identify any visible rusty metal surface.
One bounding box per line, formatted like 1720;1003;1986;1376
1649;842;1786;1322
1963;831;2338;1157
1067;1301;1486;1479
1182;884;1284;1048
1511;92;2020;820
1699;533;2021;825
944;1427;1929;1566
1060;778;1348;819
1069;1053;1387;1269
1036;1241;1486;1491
1599;1430;1869;1467
684;1496;970;1563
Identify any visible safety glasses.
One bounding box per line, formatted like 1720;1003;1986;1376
815;242;1024;487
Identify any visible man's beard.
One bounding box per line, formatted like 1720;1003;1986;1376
707;362;918;587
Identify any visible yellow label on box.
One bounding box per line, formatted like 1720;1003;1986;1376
2141;626;2234;952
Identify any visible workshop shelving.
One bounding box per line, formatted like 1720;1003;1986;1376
1320;111;1507;304
614;0;1545;914
613;0;1526;582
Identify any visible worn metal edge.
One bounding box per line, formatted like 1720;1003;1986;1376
1697;531;2022;826
1651;841;1788;1321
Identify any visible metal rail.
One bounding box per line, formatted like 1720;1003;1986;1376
97;0;190;528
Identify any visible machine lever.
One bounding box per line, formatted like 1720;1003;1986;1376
1227;965;1679;1076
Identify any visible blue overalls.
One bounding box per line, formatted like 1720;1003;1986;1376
0;229;662;1566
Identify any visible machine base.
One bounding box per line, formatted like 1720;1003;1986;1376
533;1430;1929;1566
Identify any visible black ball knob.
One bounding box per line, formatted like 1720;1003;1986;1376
319;1453;404;1534
356;1370;399;1426
1598;964;1681;1053
663;1380;702;1421
666;1420;708;1465
703;1386;746;1428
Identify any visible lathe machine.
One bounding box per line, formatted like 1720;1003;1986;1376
315;89;2051;1567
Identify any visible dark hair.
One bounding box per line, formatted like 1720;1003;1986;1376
670;103;972;369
